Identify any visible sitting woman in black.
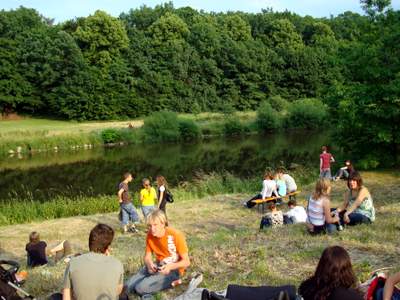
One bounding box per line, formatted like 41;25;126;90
299;245;363;300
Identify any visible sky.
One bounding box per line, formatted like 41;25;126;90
1;0;400;23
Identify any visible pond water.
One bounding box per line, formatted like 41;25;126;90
0;131;338;202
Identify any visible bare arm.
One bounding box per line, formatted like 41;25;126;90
383;272;400;300
144;251;157;274
337;191;350;213
159;253;190;275
117;189;124;203
330;155;335;163
158;191;164;208
323;198;339;224
345;188;368;215
320;158;323;170
116;284;123;296
62;288;72;300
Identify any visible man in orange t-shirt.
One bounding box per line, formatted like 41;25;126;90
126;209;190;297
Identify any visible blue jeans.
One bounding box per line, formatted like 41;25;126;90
141;206;155;219
310;223;337;235
120;202;140;226
320;169;332;179
126;266;180;296
347;212;371;225
376;287;400;300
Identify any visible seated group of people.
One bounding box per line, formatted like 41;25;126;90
245;168;297;209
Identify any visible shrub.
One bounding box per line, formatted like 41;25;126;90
268;95;289;112
223;117;245;135
286;98;328;129
178;118;201;140
256;102;281;131
142;111;180;142
100;129;122;144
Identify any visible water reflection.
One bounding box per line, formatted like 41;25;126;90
0;131;334;202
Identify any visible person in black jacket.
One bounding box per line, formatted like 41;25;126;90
299;245;363;300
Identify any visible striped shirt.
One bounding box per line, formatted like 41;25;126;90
307;196;326;226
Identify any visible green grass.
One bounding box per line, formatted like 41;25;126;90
0;171;398;299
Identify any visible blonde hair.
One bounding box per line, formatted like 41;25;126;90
29;231;40;244
313;178;331;199
146;209;168;226
156;175;168;189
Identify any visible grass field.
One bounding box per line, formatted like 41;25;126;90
0;171;399;299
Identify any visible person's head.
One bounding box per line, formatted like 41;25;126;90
347;172;363;191
147;209;168;238
274;172;282;180
321;145;327;153
288;199;297;209
313;178;331;199
276;167;285;176
264;171;274;180
89;223;115;254
156;175;168;188
312;246;357;299
345;160;354;171
29;231;40;244
142;178;151;189
123;172;133;183
268;201;277;212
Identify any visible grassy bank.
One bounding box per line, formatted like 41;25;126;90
0;171;399;299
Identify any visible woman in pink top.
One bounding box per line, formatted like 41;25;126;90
320;145;335;179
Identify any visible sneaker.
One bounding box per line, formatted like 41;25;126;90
128;225;138;233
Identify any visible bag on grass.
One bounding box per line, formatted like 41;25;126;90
166;190;174;203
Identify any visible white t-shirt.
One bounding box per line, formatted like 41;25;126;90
286;206;307;223
261;179;278;199
282;174;297;192
159;185;166;193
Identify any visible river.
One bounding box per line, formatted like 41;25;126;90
0;131;337;202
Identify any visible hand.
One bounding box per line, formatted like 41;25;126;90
146;262;158;274
344;213;350;224
118;199;123;204
158;264;172;275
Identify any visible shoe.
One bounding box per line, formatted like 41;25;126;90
128;225;138;233
122;225;128;233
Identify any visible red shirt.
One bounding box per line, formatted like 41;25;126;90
320;152;332;169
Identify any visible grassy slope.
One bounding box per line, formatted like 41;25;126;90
0;171;399;299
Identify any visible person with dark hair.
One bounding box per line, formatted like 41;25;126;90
334;160;355;181
62;223;124;300
320;146;335;179
306;179;339;234
299;246;363;300
335;172;375;225
284;199;307;224
118;172;139;233
259;202;283;230
25;232;72;267
245;172;279;208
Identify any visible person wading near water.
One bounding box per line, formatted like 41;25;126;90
118;172;140;233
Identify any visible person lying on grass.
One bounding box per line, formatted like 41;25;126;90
126;209;190;297
25;231;72;267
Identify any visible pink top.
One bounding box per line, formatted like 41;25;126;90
320;153;332;169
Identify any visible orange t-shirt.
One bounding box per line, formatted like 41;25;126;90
146;227;188;275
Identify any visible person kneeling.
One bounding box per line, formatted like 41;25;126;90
127;209;190;297
260;202;283;230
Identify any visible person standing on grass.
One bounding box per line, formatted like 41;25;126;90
118;172;139;233
62;223;124;300
156;175;171;216
140;178;158;219
320;145;335;179
126;209;190;297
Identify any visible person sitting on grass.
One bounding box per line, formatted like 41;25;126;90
283;199;307;224
245;172;279;208
62;223;124;300
126;209;190;297
376;272;400;300
140;178;158;219
260;201;283;230
25;231;72;267
334;159;355;181
306;178;340;234
299;245;363;300
276;168;297;194
335;171;375;226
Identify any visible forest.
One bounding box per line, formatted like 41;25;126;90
0;0;399;164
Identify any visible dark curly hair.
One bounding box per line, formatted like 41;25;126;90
299;246;358;300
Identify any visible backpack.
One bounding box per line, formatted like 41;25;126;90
165;190;174;203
